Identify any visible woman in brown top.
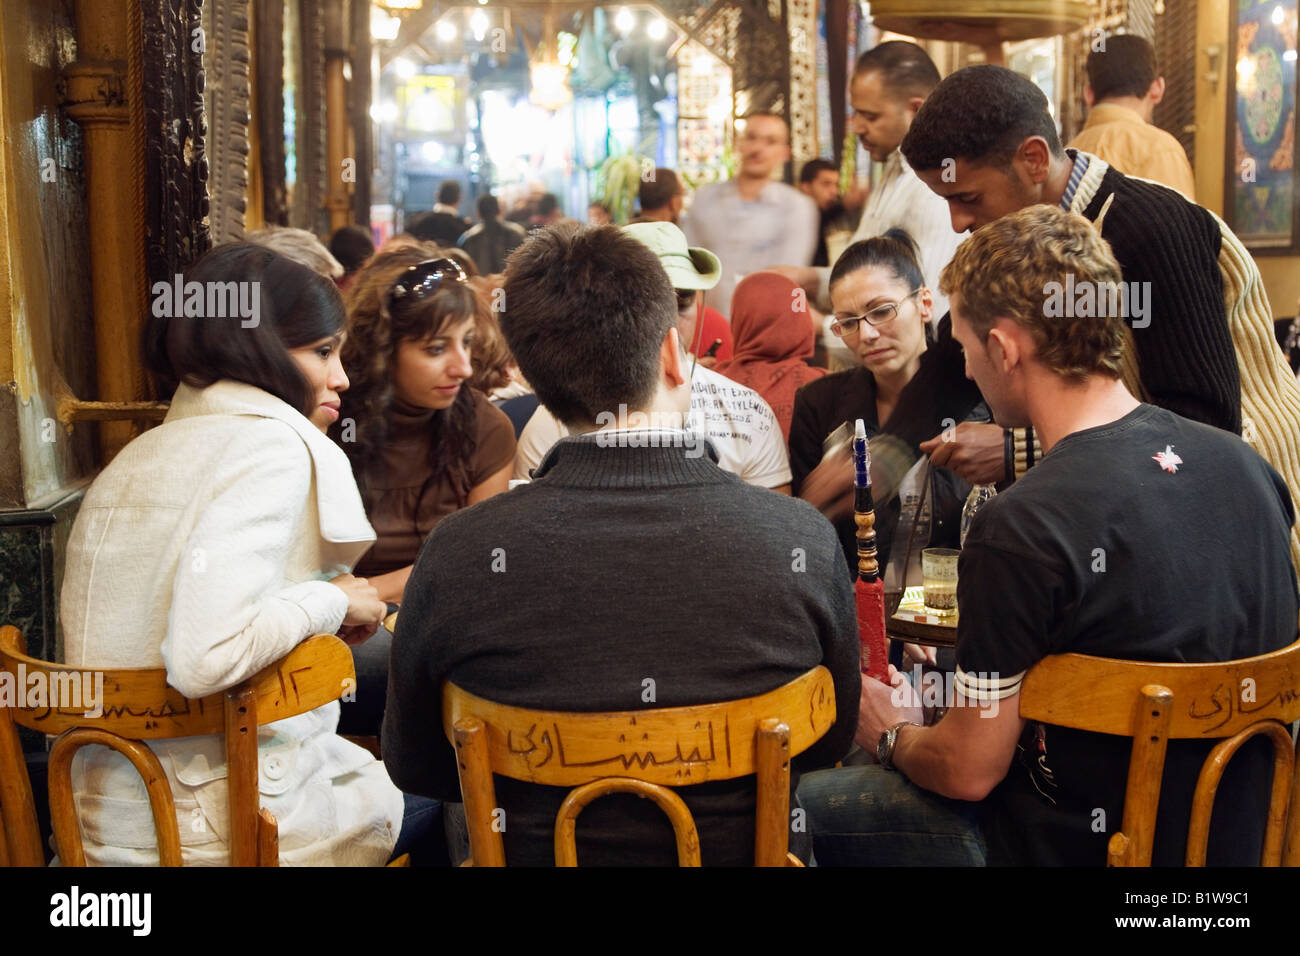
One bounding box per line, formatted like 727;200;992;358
332;243;515;733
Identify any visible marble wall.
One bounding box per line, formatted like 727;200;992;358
0;1;98;753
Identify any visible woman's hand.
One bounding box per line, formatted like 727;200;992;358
329;573;386;629
336;623;379;646
798;448;854;520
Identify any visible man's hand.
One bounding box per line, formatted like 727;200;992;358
919;422;1006;485
854;665;925;752
842;179;869;213
764;264;820;298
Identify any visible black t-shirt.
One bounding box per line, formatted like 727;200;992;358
955;404;1298;865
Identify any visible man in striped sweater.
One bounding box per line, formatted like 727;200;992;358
891;65;1300;579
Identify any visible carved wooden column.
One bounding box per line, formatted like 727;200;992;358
61;0;149;459
203;0;252;244
325;0;350;234
348;0;372;226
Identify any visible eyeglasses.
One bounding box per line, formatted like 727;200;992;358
389;257;469;309
830;288;923;338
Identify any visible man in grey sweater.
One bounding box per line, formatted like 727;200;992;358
382;223;860;865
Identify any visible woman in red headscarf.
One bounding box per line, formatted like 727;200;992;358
714;271;827;440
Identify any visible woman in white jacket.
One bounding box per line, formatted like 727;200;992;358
59;243;418;865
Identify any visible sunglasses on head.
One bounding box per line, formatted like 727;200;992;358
389;257;469;309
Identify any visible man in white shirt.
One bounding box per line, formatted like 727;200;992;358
784;42;964;321
514;222;792;492
514;363;791;490
683;113;819;319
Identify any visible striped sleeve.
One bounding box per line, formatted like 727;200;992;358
954;506;1065;702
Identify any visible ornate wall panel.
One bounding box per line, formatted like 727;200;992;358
294;0;327;235
1153;0;1198;165
255;0;287;225
348;0;372;224
788;0;818;166
202;0;251;244
660;0;792;169
140;0;211;293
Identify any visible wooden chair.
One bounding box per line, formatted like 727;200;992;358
442;665;836;866
0;624;354;866
1018;639;1300;866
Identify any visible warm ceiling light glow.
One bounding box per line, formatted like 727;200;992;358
530;61;572;111
436;18;458;42
370;100;399;123
615;7;635;33
471;10;489;41
394;57;416;79
647;17;668;40
370;8;401;40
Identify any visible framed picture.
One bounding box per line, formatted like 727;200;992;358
1226;0;1299;251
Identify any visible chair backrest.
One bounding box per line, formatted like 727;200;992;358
1018;639;1300;866
441;665;836;866
0;624;354;866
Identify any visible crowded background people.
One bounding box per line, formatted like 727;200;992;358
715;270;825;440
632;167;686;225
17;15;1300;881
684;112;819;317
1068;34;1196;200
406;180;471;246
458;193;527;275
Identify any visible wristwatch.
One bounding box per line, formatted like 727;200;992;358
876;721;920;771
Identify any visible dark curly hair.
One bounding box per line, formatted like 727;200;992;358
901;65;1064;172
331;241;481;512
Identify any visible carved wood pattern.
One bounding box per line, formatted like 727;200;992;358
348;0;372;225
202;0;251;244
255;0;287;225
787;0;818;164
139;0;212;286
295;0;327;236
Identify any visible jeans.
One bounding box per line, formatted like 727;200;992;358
337;625;391;737
391;793;450;865
796;764;986;866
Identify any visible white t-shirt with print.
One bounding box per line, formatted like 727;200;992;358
512;364;792;488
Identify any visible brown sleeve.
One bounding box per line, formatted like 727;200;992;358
471;391;517;485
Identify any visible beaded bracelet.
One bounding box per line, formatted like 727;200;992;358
1013;426;1043;480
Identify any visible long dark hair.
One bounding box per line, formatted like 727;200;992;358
332;242;480;511
143;242;346;416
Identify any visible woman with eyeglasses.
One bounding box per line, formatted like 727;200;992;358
790;229;988;586
60;243;413;864
330;244;515;733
